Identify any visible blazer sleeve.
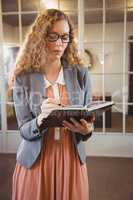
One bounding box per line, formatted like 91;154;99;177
75;67;93;142
13;75;48;141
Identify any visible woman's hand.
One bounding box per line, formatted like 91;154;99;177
62;117;94;135
37;98;61;126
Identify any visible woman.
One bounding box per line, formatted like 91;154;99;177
11;9;93;200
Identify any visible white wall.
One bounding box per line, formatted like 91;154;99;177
0;132;133;158
86;133;133;157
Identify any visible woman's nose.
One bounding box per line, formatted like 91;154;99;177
55;38;63;45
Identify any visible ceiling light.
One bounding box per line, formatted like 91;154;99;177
41;0;58;9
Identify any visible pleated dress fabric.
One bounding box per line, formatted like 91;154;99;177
12;84;89;200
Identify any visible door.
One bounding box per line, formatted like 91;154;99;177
128;36;133;115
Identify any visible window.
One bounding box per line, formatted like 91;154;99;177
84;0;133;134
0;0;133;135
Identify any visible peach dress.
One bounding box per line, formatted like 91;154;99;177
12;84;89;200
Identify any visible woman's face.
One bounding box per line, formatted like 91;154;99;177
45;19;70;61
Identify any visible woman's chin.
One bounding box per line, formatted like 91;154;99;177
47;52;63;61
52;54;62;60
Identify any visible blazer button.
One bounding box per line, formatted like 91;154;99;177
33;129;38;134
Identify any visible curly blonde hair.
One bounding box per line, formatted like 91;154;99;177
8;9;83;90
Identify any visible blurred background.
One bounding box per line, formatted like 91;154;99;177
1;0;133;134
0;1;133;200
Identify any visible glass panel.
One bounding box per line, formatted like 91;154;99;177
6;72;17;130
1;0;18;12
127;9;133;75
127;8;133;34
3;46;19;76
127;1;133;8
93;101;123;133
5;68;18;103
85;9;103;25
91;74;123;132
106;102;123;132
93;114;102;132
64;11;78;26
84;10;103;42
22;14;37;41
0;108;1;130
127;8;133;74
21;0;40;11
0;46;3;76
60;0;78;10
84;0;103;9
93;102;114;133
104;42;123;74
91;74;103;132
2;15;19;44
0;103;1;130
127;40;132;74
7;103;18;130
94;106;123;133
0;76;1;99
105;0;124;9
40;0;58;9
5;74;11;102
105;75;123;104
105;9;124;42
84;42;102;72
91;74;103;96
126;73;133;133
126;105;133;133
0;75;2;130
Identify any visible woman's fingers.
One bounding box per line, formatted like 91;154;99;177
63;118;85;133
63;118;94;135
80;119;89;127
45;98;61;105
62;120;77;132
80;119;94;132
69;118;82;128
41;98;61;111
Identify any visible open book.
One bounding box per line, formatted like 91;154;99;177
42;101;114;127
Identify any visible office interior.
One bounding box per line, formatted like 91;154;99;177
0;0;133;199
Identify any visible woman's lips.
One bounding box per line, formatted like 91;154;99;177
53;50;62;53
53;50;62;54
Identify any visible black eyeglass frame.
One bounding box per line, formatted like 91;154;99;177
46;32;72;43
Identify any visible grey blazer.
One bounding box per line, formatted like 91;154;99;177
13;64;92;169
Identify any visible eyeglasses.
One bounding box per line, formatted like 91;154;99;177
46;32;71;43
